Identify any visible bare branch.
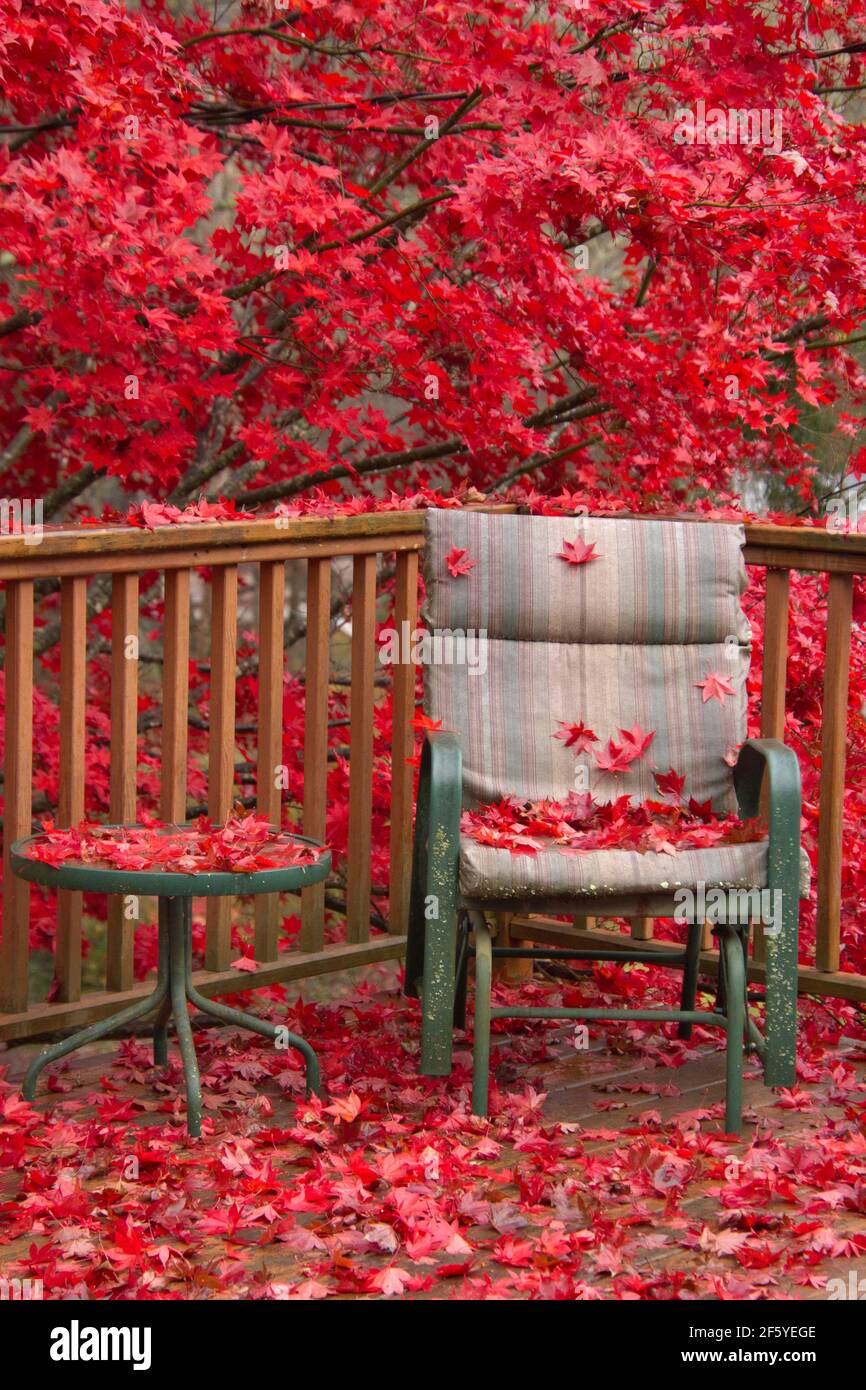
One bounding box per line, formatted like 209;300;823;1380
236;439;463;507
366;87;484;197
44;464;104;520
0;309;42;338
494;433;604;489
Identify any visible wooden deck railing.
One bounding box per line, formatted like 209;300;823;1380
0;510;864;1042
0;513;420;1040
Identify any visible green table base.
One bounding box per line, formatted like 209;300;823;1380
21;897;321;1138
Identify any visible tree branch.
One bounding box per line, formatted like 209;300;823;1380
235;439;463;507
43;464;104;520
226;192;455;300
526;384;598;429
0;309;42;338
494;434;604;489
365;87;483;198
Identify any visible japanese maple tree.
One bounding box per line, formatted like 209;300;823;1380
2;0;866;506
1;0;866;985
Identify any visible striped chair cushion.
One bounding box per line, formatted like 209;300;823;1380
423;510;750;815
423;511;749;645
460;837;813;900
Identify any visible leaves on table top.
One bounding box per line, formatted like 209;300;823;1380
25;813;325;874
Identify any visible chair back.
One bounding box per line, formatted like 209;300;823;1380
421;510;750;813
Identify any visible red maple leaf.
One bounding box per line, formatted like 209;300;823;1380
653;767;686;800
618;723;655;759
553;720;598;753
695;672;736;705
595;738;638;775
556;537;598;566
412;713;443;732
444;547;476;577
325;1092;366;1124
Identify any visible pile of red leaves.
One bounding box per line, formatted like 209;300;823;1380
461;794;766;858
1;971;864;1301
24;814;325;875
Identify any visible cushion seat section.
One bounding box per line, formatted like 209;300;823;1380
459;836;812;900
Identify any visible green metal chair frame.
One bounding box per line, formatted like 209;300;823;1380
404;733;801;1133
11;827;331;1137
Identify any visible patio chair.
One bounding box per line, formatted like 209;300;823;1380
404;510;802;1132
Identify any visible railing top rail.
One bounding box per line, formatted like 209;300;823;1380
0;506;864;571
0;510;422;563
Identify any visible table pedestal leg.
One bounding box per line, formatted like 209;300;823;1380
180;900;321;1098
22;895;322;1138
22;973;169;1103
153;902;171;1066
167;898;202;1138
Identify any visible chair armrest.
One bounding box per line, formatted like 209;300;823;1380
418;727;463;913
420;728;463;815
732;738;802;1086
733;737;802;913
403;729;462;996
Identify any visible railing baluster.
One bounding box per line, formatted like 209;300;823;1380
388;550;419;935
106;573;139;991
161;569;190;822
300;558;331;952
56;576;87;1002
816;573;854;972
346;554;377;943
753;566;790;965
1;580;34;1013
255;560;286;962
760;569;790;737
206;565;238;971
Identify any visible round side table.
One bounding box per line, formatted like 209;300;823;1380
11;827;331;1137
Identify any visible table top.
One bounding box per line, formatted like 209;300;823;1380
10;825;331;898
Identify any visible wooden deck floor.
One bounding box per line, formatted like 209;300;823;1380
1;988;865;1300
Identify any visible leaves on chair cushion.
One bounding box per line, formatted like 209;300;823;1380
461;793;765;858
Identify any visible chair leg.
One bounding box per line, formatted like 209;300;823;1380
420;896;459;1076
721;926;746;1135
403;785;430;1001
471;918;493;1118
677;920;703;1039
762;888;799;1088
406;759;458;1072
453;911;470;1030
